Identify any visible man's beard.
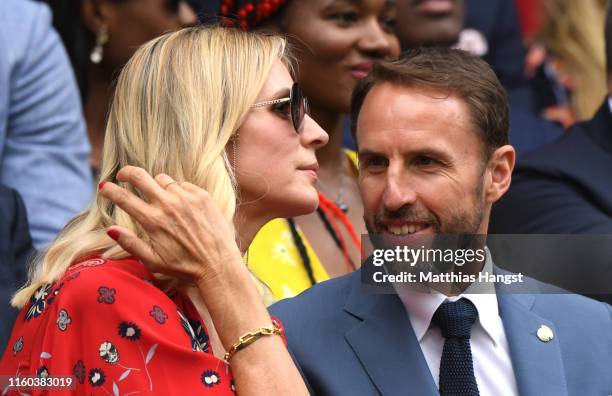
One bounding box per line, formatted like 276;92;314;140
363;176;487;289
364;194;485;236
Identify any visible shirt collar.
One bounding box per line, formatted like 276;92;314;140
395;248;501;346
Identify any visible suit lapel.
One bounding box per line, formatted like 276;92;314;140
343;278;438;396
585;100;612;154
498;293;568;396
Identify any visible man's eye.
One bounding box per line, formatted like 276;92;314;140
330;11;359;25
414;156;437;167
361;157;388;170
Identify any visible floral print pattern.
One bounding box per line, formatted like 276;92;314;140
202;370;221;387
73;360;86;384
12;336;23;357
56;308;72;331
46;283;65;305
25;284;52;320
149;305;168;324
36;365;49;378
97;286;116;304
99;342;120;364
118;322;141;341
0;257;236;395
179;310;209;352
88;368;106;387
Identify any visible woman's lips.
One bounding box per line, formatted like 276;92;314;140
298;163;319;181
300;169;318;180
350;62;374;79
351;70;370;79
415;0;455;15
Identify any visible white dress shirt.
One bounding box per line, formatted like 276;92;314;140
395;253;519;395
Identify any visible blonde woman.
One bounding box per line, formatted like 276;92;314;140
533;0;608;125
0;26;326;395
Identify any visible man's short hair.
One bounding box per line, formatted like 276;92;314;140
606;0;612;74
350;47;509;158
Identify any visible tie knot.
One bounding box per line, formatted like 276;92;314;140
432;298;478;339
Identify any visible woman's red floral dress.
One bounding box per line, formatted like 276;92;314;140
0;257;236;395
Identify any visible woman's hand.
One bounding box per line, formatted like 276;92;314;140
99;166;243;286
100;166;309;395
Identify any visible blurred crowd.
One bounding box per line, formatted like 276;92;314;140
0;0;610;393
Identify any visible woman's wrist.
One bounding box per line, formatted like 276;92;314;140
194;255;272;349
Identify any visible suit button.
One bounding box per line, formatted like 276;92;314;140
537;325;554;342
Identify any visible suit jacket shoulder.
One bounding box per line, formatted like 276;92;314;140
518;102;612;177
491;101;612;235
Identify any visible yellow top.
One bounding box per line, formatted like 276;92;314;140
247;150;358;304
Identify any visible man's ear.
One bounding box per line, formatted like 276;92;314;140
484;145;515;204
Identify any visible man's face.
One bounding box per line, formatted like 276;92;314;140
395;0;464;50
357;83;490;238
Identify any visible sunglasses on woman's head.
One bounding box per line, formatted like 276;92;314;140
251;83;309;134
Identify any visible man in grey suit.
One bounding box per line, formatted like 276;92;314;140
270;47;612;395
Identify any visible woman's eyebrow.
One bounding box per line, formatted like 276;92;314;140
267;87;291;101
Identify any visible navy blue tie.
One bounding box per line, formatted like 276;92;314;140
432;298;480;396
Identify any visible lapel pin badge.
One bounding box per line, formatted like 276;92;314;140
537;325;554;342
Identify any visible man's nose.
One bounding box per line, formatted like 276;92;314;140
382;171;417;212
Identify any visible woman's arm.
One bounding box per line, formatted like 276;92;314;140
99;166;309;396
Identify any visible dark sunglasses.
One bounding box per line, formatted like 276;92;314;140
251;83;309;134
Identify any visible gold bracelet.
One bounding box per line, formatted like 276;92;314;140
224;321;283;361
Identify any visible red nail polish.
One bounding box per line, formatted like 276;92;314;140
107;229;120;241
98;181;105;190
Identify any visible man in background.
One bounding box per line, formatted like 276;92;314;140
345;0;562;155
490;2;612;304
0;0;93;248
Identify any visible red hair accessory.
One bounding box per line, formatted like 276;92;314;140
219;0;289;31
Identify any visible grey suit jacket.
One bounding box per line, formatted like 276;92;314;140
270;270;612;395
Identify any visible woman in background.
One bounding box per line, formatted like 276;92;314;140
213;0;401;299
43;0;197;176
525;0;608;128
0;26;326;395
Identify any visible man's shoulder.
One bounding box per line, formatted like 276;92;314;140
530;293;612;361
531;292;612;325
270;271;358;324
0;0;50;40
0;0;48;24
517;111;609;176
501;289;612;338
0;0;53;83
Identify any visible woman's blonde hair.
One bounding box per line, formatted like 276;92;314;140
12;26;290;308
540;0;608;120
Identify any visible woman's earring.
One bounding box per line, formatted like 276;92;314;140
90;25;109;64
232;133;238;170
